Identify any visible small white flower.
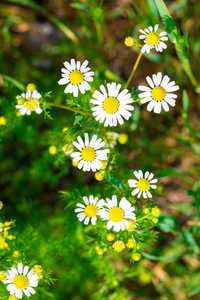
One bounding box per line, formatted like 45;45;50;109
128;170;158;199
62;144;73;155
104;132;119;148
139;24;168;53
70;133;109;172
58;59;94;97
90;82;134;127
99;195;136;232
138;72;179;114
3;262;39;299
75;195;104;225
16;89;42;116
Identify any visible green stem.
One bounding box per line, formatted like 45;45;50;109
133;42;143;48
95;22;103;45
124;51;143;89
137;213;151;222
46;102;92;116
133;98;143;103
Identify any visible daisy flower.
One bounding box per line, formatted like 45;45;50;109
128;170;158;199
16;89;42;116
90;82;134;127
139;24;168;53
58;59;94;97
138;72;179;113
70;133;109;172
75;195;104;225
3;262;39;299
99;195;136;232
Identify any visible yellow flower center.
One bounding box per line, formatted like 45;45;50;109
137;178;150;192
24;99;38;110
84;204;98;217
34;265;43;275
125;37;134;47
69;70;84;85
9;295;19;300
103;97;119;114
13;275;29;290
151;86;166;101
81;147;96;162
146;32;160;46
17;98;24;105
113;241;125;252
109;207;124;222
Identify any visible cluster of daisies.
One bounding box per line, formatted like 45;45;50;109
75;169;157;228
0;263;43;299
15;24;179;120
75;170;158;257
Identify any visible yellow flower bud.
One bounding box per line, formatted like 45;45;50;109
106;233;115;242
9;295;19;300
118;133;128;144
26;83;36;92
16;111;21;117
100;161;107;170
49;146;57;155
95;172;104;181
132;253;141;261
62;127;68;132
126;239;136;248
72;160;79;167
125;219;136;231
0;116;6;125
0;271;7;282
13;250;20;257
152;217;159;224
97;248;104;255
143;207;150;214
152;207;160;217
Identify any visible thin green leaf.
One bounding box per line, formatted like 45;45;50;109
105;174;126;191
153;0;178;42
70;3;91;11
182;90;189;111
181;229;199;254
1;74;25;91
142;252;180;261
156;168;183;178
73;115;83;125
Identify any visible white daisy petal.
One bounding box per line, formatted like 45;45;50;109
18;263;23;274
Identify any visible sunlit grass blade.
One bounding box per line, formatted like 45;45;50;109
1;74;25;91
154;0;199;89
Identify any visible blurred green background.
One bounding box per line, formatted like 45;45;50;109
0;0;200;299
